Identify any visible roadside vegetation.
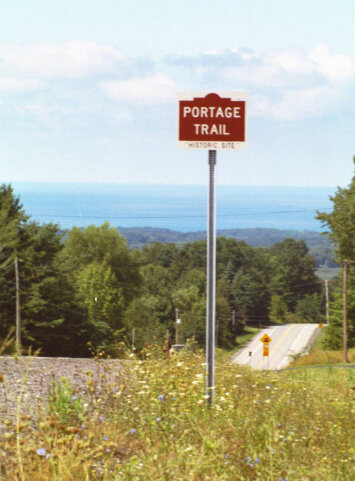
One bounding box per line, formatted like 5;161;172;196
288;347;355;367
1;348;354;481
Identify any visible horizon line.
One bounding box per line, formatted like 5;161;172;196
6;180;339;189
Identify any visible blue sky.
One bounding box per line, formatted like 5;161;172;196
0;0;354;186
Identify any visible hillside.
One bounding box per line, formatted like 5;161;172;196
116;226;337;268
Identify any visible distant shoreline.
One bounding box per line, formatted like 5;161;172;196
6;182;335;233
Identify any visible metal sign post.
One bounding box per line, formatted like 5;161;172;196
178;91;247;406
206;150;216;405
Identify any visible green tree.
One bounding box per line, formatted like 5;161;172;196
74;261;124;349
269;239;320;310
18;222;83;356
320;292;344;350
295;293;323;323
123;295;166;349
317;158;355;349
317;159;355;261
0;185;86;355
0;184;28;338
60;222;141;303
269;294;289;324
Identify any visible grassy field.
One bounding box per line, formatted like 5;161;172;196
315;265;340;281
288;346;355;367
1;348;354;481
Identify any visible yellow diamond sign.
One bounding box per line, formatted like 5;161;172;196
260;334;272;344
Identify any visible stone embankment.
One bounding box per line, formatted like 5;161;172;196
0;356;126;423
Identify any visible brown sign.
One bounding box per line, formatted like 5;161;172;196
178;92;247;150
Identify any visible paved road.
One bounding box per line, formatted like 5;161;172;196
231;323;321;370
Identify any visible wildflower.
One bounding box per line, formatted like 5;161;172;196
225;454;229;459
37;448;47;456
158;395;164;401
98;416;104;422
72;395;78;400
130;429;136;434
103;435;108;441
156;417;161;422
255;457;260;464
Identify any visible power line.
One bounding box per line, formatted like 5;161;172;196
31;207;332;222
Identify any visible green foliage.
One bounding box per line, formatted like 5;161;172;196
269;294;289;324
269;238;320;310
119;225;336;268
60;222;141;303
75;261;124;345
123;295;167;349
317;158;355;349
317;158;355;261
295;293;324;323
321;292;347;350
48;377;86;426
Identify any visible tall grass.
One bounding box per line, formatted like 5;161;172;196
289;347;355;367
1;347;354;480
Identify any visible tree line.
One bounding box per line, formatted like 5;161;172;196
117;226;337;268
0;160;353;356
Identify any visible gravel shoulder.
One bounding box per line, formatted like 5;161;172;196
0;356;126;423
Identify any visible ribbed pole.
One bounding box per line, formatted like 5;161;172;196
206;150;216;405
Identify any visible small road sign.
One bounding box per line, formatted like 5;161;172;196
263;345;269;357
318;323;323;328
260;333;272;344
178;92;247;150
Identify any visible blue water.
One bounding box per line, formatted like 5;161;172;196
11;183;335;232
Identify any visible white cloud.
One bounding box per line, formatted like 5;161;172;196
250;86;338;121
223;48;321;89
0;77;45;92
0;41;124;79
0;42;353;124
309;44;355;83
102;74;176;105
170;45;353;120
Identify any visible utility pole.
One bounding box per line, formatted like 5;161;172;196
175;308;181;344
15;256;21;355
342;260;349;363
325;279;330;324
132;328;135;352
